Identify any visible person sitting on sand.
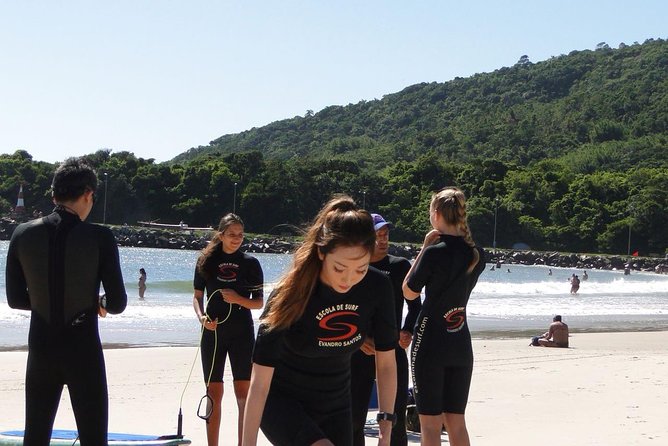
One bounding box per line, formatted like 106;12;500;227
530;315;569;348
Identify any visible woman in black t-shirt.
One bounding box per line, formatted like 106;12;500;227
193;213;264;446
242;196;398;446
402;187;485;446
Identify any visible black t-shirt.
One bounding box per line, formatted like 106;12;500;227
193;248;264;326
370;254;422;334
253;268;397;404
406;235;485;364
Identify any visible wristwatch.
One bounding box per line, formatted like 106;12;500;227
376;412;397;426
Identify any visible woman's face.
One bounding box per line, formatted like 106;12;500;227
318;245;371;294
219;223;244;254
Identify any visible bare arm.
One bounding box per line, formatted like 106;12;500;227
546;324;556;340
402;229;441;300
375;349;397;446
193;289;217;331
242;364;274;446
221;289;264;310
402;284;421;301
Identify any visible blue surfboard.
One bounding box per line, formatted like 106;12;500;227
0;430;191;445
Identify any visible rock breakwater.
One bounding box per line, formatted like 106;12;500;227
1;218;666;273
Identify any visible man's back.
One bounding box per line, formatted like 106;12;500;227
5;207;127;445
6;210;127;330
549;321;569;347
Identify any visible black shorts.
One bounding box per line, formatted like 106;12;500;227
260;387;352;446
413;364;472;415
200;323;254;382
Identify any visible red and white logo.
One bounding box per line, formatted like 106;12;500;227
217;263;238;281
443;307;466;333
318;311;359;341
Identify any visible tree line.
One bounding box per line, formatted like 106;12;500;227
2;147;666;255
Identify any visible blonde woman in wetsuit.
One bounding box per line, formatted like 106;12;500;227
402;187;485;446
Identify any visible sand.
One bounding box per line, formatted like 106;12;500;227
1;331;666;445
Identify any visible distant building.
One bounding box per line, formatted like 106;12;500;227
11;184;26;217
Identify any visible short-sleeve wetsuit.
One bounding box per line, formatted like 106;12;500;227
405;235;485;415
5;209;127;445
193;248;263;382
350;254;421;446
253;267;397;446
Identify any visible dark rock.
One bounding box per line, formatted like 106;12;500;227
2;219;667;273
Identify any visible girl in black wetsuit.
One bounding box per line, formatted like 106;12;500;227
242;196;398;446
192;214;264;446
402;187;485;446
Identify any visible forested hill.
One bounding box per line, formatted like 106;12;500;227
3;39;668;255
174;38;668;171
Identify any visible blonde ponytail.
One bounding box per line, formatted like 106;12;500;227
432;187;480;273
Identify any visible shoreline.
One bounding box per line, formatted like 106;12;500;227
1;331;667;445
2;327;668;353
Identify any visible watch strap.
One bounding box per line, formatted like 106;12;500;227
376;411;397;425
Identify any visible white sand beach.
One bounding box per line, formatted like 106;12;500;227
1;331;666;445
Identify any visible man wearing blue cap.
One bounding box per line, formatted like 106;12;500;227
350;213;422;446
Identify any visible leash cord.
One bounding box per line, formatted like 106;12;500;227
178;289;232;412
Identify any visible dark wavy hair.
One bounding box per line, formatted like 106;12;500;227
51;157;98;202
196;213;244;279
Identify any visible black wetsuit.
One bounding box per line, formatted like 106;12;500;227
5;209;127;445
193;249;263;382
350;255;421;446
405;235;485;415
253;268;397;446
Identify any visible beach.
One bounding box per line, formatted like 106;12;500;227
1;331;666;445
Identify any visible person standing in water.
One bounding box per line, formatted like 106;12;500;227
193;214;264;446
350;213;422;446
138;268;147;299
6;157;127;445
243;195;398;446
402;187;485;446
569;274;580;294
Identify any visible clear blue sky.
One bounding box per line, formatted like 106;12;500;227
1;0;666;163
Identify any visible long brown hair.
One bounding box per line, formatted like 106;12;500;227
262;195;375;331
431;187;480;273
196;213;244;279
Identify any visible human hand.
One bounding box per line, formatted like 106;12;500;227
423;229;441;247
221;289;241;305
201;315;218;331
376;427;391;446
360;337;376;356
399;330;412;349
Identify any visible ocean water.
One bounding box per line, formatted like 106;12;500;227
1;241;667;350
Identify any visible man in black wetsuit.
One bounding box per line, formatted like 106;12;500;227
351;213;422;446
5;158;127;445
